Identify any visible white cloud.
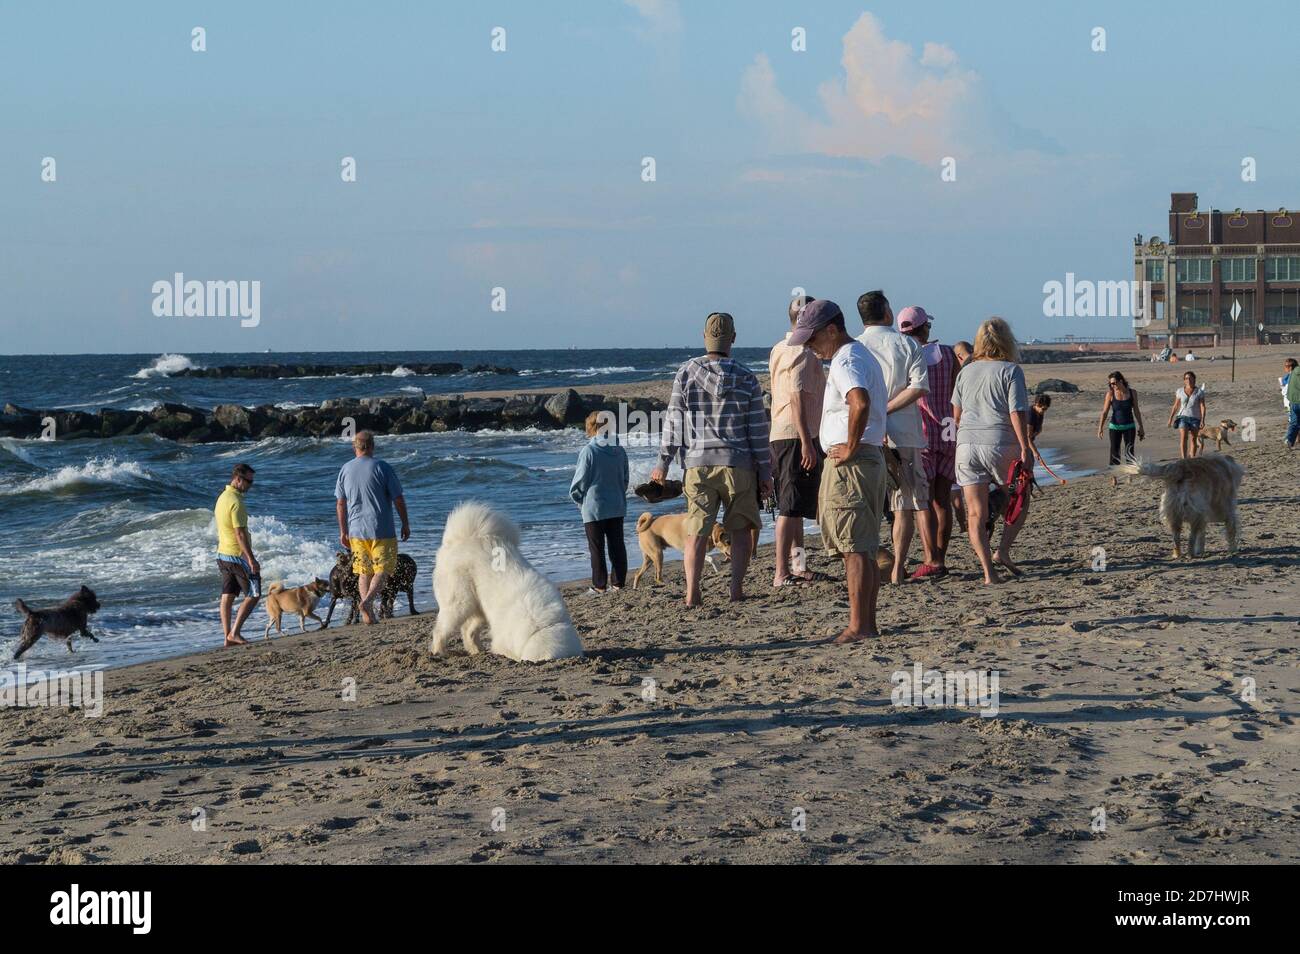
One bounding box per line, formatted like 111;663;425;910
739;13;984;163
625;0;682;34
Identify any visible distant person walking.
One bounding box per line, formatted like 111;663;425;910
651;312;772;606
335;431;410;624
1281;358;1299;447
570;411;630;594
790;299;888;643
1167;371;1206;459
899;306;957;579
857;292;929;584
951;318;1033;584
768;293;826;587
215;462;261;646
1097;372;1145;480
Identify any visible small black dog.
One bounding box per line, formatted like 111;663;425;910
322;551;418;627
12;586;101;660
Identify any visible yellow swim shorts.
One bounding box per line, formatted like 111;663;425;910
351;538;398;575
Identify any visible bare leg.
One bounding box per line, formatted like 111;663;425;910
729;526;753;602
933;475;953;565
962;484;1002;585
995;493;1030;574
229;596;258;643
774;515;797;585
220;593;235;643
683;534;706;607
833;551;878;643
891;508;915;584
359;572;387;624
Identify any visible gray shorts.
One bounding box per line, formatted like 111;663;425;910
955;443;1019;488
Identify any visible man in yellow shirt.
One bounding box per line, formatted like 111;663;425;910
215;463;261;646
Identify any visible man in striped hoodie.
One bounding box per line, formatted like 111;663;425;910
650;312;773;606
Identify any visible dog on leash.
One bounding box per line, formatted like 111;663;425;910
1196;419;1238;453
11;587;101;660
430;501;582;662
322;550;418;627
632;512;732;588
263;579;330;638
1112;455;1244;558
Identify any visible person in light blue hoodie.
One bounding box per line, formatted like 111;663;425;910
570;410;630;594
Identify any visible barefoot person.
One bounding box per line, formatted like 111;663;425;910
335;431;410;624
790;299;887;643
857;292;929;584
215;463;261;646
651;312;772;606
1097;372;1145;482
898;306;957;579
768;293;825;587
951;317;1032;584
570;411;630;594
1167;370;1206;459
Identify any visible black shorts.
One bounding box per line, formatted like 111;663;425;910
218;558;261;598
771;438;823;520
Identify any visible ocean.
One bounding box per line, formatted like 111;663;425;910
0;349;1089;675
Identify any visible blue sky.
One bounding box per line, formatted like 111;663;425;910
3;0;1300;354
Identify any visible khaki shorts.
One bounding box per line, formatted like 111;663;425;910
817;445;885;556
891;445;931;511
684;466;761;537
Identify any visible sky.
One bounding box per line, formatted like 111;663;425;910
3;0;1300;354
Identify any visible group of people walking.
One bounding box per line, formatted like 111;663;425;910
569;291;1041;643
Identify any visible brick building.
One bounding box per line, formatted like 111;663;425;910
1133;192;1300;348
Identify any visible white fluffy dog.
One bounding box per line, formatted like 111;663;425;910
430;501;583;662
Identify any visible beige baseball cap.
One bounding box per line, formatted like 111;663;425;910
704;312;736;352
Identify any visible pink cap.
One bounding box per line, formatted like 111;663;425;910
897;305;932;332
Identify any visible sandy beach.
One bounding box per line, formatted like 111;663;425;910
2;352;1297;864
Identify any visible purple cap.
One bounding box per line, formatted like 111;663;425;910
788;299;844;346
896;305;932;333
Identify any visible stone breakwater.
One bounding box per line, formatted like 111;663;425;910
0;390;666;443
171;361;518;379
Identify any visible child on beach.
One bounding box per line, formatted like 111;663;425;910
570;411;630;594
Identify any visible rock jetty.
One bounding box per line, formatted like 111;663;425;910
0;390;666;444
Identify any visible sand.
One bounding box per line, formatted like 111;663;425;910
1;351;1297;864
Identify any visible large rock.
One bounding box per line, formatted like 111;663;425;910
544;388;588;426
500;395;552;427
211;404;270;438
1034;378;1079;395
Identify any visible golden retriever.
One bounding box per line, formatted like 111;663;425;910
1112;455;1243;558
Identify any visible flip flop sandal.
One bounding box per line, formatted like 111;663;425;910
909;563;945;580
774;577;809;588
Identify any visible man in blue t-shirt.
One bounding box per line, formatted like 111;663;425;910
335;431;410;624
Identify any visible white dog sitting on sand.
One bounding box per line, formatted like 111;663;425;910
430;501;583;662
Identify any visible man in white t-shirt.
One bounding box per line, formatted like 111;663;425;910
787;299;887;643
856;291;929;584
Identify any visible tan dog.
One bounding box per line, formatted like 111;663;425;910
1112;455;1243;558
633;512;732;588
1195;419;1238;452
263;579;330;638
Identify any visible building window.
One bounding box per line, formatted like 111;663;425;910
1221;257;1256;282
1175;258;1212;282
1264;291;1300;324
1177;304;1211;325
1144;259;1164;282
1266;256;1300;281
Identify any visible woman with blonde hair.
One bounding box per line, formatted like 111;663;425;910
950;317;1033;583
569;410;630;594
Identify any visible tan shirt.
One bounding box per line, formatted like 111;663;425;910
768;332;826;442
